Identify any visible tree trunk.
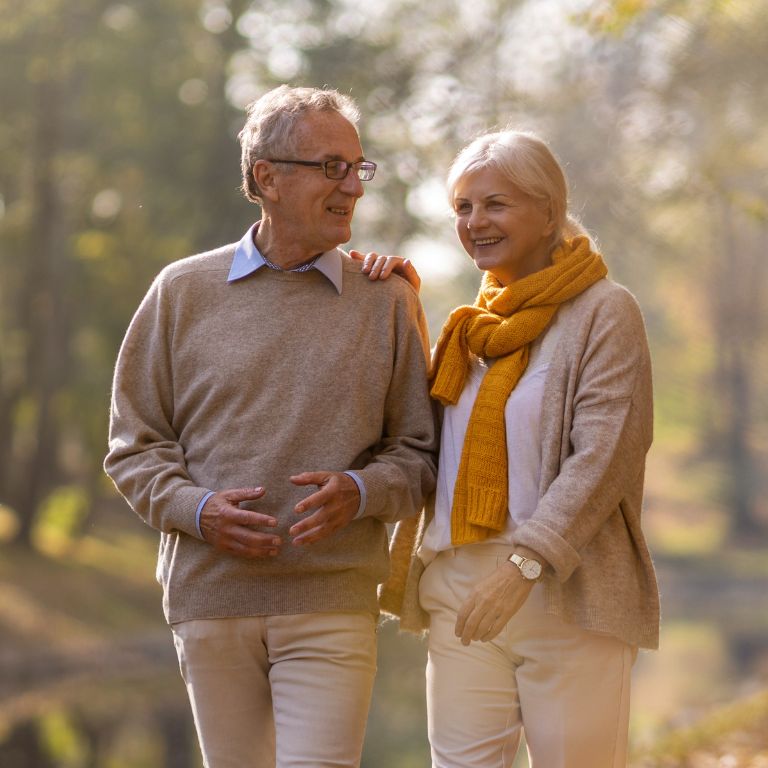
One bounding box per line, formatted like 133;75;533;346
10;75;67;548
712;194;765;541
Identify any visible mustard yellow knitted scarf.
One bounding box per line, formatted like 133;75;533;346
430;236;608;545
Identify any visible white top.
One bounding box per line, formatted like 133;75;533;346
420;312;563;560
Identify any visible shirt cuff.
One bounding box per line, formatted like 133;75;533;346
343;471;367;519
195;490;215;539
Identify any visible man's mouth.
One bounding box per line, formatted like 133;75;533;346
328;206;351;216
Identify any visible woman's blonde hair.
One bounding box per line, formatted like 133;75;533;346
446;130;586;245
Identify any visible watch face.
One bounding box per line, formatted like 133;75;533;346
521;559;542;580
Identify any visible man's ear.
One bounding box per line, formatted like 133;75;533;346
252;160;280;202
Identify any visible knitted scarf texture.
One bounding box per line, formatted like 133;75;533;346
429;236;608;545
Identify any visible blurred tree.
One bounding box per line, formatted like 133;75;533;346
0;0;94;547
663;3;768;540
576;0;768;539
0;0;256;546
1;0;766;553
0;720;56;768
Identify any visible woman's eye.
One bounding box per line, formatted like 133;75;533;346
455;204;471;214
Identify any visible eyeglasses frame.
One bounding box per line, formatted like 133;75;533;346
266;158;377;181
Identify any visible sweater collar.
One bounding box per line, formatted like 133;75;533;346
227;222;343;294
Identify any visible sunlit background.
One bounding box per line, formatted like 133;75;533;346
1;0;767;765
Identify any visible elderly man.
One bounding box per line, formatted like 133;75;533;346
104;85;436;768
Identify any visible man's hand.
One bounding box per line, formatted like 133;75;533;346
454;562;534;646
199;487;281;558
289;471;361;545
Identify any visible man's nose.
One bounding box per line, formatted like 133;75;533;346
339;170;365;198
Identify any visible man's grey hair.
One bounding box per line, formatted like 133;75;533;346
239;85;361;204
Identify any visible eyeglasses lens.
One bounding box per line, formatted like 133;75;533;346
324;161;376;181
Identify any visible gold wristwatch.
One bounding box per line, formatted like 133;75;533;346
508;553;543;581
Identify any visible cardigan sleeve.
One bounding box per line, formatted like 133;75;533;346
353;286;439;523
104;272;209;539
512;285;654;581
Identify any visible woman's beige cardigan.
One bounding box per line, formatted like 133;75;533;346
379;279;660;650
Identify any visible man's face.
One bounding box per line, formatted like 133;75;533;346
271;110;366;256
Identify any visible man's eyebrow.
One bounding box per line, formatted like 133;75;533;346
321;153;367;162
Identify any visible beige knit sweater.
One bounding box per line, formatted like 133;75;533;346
379;279;660;650
105;243;437;624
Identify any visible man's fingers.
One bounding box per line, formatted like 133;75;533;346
222;528;282;557
289;507;330;537
290;473;330;515
290;472;328;487
289;515;327;545
223;506;278;528
200;487;282;559
222;486;266;503
288;471;358;544
293;487;330;515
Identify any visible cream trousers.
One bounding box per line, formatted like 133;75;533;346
171;612;377;768
419;545;637;768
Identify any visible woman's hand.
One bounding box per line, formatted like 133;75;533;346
349;250;421;293
454;562;535;645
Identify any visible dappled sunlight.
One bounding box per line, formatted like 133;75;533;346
1;0;767;764
0;505;19;542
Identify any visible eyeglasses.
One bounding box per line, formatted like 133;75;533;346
267;158;377;181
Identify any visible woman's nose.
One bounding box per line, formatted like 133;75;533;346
467;206;486;229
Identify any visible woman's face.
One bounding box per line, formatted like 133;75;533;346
452;166;555;285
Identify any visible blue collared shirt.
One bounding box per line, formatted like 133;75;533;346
195;223;366;537
227;222;344;293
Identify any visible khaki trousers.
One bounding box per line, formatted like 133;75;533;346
420;545;637;768
171;612;377;768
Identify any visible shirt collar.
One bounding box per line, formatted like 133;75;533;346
227;222;343;294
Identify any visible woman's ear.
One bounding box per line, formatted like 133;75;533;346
542;201;556;237
252;160;280;202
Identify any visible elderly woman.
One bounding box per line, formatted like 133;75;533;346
360;130;659;768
